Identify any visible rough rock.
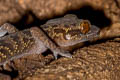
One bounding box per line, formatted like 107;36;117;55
24;39;120;80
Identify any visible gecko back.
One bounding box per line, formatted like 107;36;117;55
0;29;35;65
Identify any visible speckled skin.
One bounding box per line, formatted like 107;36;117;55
0;29;35;65
0;14;100;66
0;25;71;65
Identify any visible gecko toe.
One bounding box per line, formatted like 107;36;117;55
61;52;72;58
0;27;7;37
53;50;72;59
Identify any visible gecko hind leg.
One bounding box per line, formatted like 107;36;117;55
0;23;18;37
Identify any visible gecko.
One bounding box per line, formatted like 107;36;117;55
0;14;100;66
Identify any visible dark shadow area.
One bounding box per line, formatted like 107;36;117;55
114;0;120;8
67;5;112;28
0;68;18;79
42;49;62;59
42;50;53;57
11;11;48;30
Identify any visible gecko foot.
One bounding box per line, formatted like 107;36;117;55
53;48;72;59
0;23;18;37
0;26;7;37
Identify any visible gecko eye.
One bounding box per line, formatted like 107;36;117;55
79;20;90;34
65;34;71;40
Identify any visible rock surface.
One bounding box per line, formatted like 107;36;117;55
24;39;120;80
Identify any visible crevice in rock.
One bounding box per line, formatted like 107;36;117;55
67;5;112;28
0;68;18;79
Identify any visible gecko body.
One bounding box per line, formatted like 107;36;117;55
0;14;100;65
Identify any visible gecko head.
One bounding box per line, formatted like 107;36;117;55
60;20;100;46
43;19;100;48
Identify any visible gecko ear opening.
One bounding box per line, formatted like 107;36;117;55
65;34;71;40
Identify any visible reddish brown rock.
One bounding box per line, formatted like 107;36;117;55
16;0;120;23
0;0;26;25
23;39;120;80
0;73;11;80
0;0;120;25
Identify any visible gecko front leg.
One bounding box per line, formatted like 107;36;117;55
0;23;18;37
30;27;72;59
0;23;19;70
